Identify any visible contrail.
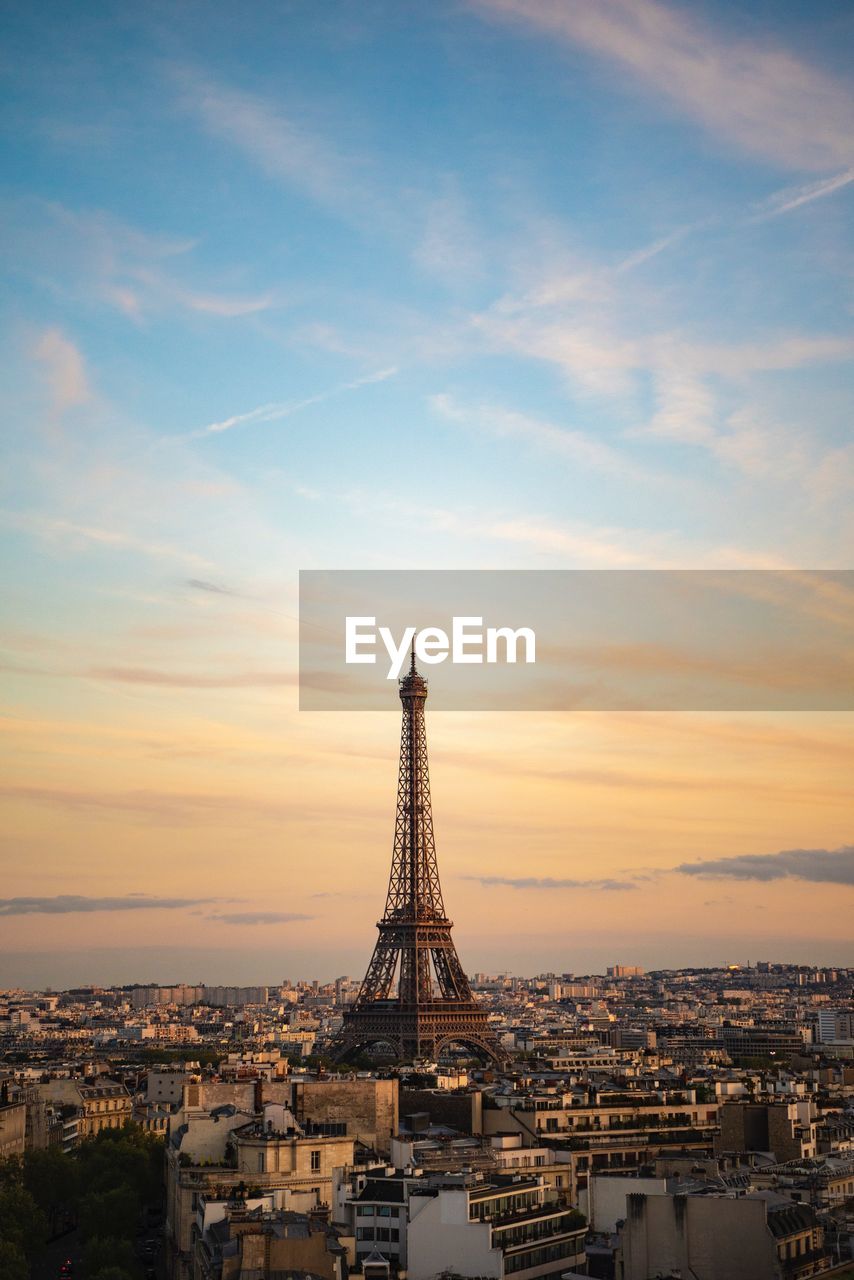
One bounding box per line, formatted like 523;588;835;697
194;365;399;437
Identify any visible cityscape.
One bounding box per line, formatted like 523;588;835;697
2;2;853;1280
3;655;854;1279
3;958;854;1279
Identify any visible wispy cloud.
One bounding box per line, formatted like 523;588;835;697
87;666;296;688
431;393;652;481
186;578;241;597
413;180;484;283
310;890;369;900
171;67;378;222
614;227;692;274
33;328;91;415
0;784;350;829
677;844;854;886
473;0;854;170
2;513;214;572
195;366;398;437
0;197;273;324
468;875;637;891
476;272;854;488
206;911;313;925
0;895;213;916
341;488;783;568
121;265;274;320
753;168;854;220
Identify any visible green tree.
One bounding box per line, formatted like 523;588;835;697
91;1268;136;1280
23;1146;77;1234
82;1236;141;1279
0;1156;23;1191
0;1183;48;1260
76;1125;163;1207
79;1186;139;1241
0;1241;29;1280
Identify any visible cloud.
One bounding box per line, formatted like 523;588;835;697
3;512;214;571
677;844;854;886
207;911;313;925
430;393;651;480
172;67;377;221
473;0;854;171
2;198;268;324
87;666;296;688
340;487;782;568
0;783;351;829
475;271;854;488
469;875;637;891
539;638;854;697
186;578;240;596
0;895;212;916
413;181;484;283
33;328;91;414
614;228;691;273
123;265;274;319
310;890;369;900
195;367;398;437
754;168;854;220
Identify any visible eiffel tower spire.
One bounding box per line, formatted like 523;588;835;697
331;655;506;1064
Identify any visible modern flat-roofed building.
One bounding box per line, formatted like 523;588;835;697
406;1172;587;1280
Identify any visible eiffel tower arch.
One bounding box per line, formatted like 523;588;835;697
330;652;507;1065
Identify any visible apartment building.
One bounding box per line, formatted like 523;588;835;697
165;1096;355;1280
406;1172;587;1280
39;1076;132;1137
194;1203;347;1280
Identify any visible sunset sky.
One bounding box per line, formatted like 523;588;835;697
1;0;852;987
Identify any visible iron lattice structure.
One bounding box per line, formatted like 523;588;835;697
331;653;507;1064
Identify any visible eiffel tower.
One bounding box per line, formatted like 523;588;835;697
331;651;507;1064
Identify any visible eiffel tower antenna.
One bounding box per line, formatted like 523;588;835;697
331;653;506;1064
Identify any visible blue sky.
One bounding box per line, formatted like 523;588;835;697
1;0;853;984
3;0;853;582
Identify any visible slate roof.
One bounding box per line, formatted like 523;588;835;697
766;1202;817;1240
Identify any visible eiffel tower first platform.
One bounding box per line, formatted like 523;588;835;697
330;652;507;1065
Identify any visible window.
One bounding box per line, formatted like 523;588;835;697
356;1206;373;1217
310;1149;321;1171
356;1228;373;1242
257;1152;265;1173
377;1205;392;1217
503;1238;584;1275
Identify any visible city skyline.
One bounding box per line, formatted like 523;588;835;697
1;1;853;988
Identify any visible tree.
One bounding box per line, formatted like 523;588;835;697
0;1183;48;1260
0;1157;23;1191
79;1186;139;1241
83;1236;141;1279
76;1125;163;1206
23;1147;77;1234
0;1241;28;1280
91;1268;136;1280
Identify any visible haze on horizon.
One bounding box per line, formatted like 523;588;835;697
1;0;852;990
